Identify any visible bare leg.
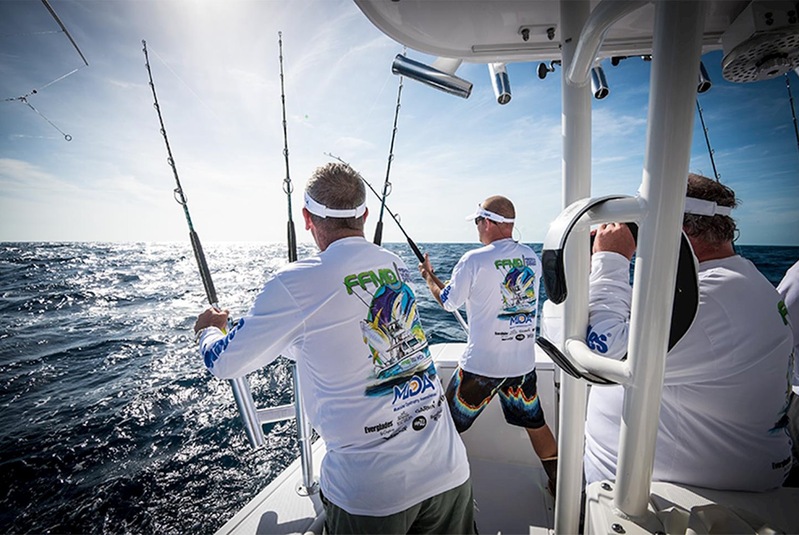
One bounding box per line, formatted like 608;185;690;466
526;424;557;459
526;424;558;495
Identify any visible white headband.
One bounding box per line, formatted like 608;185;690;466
464;204;515;223
304;191;366;219
684;197;732;217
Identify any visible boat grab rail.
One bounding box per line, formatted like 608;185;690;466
229;363;319;496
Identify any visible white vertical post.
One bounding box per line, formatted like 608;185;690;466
292;363;319;495
614;0;706;518
555;1;592;533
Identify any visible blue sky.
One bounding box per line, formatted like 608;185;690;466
1;0;797;245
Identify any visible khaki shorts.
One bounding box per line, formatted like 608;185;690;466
321;478;475;534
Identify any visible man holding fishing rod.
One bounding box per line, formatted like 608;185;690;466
418;195;559;496
193;162;475;535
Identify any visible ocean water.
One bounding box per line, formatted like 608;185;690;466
0;241;796;534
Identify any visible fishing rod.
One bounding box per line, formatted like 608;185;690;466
142;40;219;308
786;73;799;157
278;31;298;263
326;152;469;334
373;68;405;245
142;40;264;449
696;98;720;181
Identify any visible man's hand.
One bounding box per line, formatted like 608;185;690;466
418;253;436;282
593;223;636;260
194;307;230;335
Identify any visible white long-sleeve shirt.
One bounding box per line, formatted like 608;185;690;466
777;260;799;394
199;237;469;515
584;251;793;491
440;238;541;377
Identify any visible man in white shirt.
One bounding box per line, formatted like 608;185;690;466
584;173;794;491
418;195;558;495
194;163;474;534
777;260;799;485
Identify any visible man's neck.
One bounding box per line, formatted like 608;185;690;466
317;230;364;251
689;238;735;262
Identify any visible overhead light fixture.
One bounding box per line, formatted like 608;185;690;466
391;55;472;99
488;63;511;105
590;66;609;99
697;61;712;93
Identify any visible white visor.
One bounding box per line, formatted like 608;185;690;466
464;204;515;223
304;191;366;219
684;197;732;217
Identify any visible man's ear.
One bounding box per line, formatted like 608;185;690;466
362;206;369;223
302;207;313;231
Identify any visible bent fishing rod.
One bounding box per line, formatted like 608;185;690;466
373;65;404;246
142;40;218;308
326;152;469;334
278;32;298;263
142;40;264;448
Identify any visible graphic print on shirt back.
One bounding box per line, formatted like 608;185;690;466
344;263;437;399
496;256;538;340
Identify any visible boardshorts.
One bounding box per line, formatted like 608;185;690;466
446;367;545;432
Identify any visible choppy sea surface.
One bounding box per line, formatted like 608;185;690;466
1;241;797;534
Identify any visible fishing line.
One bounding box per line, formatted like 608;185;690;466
278;31;298;263
325;152;470;334
373;63;405;246
142;39;220;309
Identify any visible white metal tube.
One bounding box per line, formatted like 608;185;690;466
614;0;706;518
555;1;592;533
565;339;633;385
292;362;318;495
229;376;266;448
566;0;649;87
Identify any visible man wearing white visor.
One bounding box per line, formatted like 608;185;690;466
194;163;474;534
584;173;794;492
418;195;559;496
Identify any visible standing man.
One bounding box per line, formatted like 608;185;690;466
777;260;799;485
194;163;475;534
584;173;794;491
418;195;558;495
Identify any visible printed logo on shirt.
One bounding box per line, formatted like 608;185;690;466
587;325;610;354
412;416;427;431
343;268;399;295
496;257;537;319
348;262;436;399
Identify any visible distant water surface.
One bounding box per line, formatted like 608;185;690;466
0;242;796;534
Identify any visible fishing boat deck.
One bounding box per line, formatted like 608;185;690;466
215;342;557;535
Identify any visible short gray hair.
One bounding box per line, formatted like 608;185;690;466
305;163;367;231
683;173;738;244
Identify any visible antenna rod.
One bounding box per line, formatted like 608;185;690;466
374;71;404;245
278;32;298;263
696;99;720;181
326;152;469;334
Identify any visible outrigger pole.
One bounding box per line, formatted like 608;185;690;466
142;40;264;449
373;66;405;245
278;32;298;263
3;0;89;141
326;152;470;334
